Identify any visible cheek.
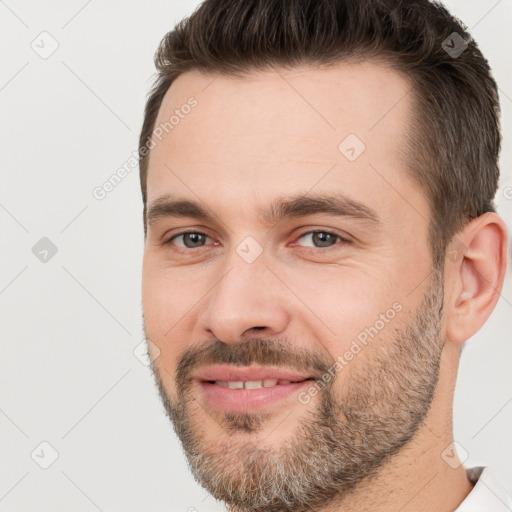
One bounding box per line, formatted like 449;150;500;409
142;266;189;375
285;263;401;344
142;260;198;331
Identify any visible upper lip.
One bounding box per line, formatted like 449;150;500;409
194;365;314;382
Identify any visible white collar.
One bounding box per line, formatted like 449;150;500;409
454;467;512;511
222;466;511;511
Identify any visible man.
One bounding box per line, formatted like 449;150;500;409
139;0;511;510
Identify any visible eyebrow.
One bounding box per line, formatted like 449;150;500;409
146;192;380;228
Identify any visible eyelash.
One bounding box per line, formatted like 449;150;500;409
164;229;351;254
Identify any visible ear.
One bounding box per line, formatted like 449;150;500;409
445;212;509;344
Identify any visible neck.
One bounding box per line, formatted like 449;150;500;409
321;342;474;512
322;428;474;512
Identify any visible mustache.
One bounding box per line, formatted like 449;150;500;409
174;337;334;387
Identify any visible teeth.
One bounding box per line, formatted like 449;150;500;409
213;379;302;389
245;380;264;389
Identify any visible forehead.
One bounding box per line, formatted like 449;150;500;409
146;61;423;223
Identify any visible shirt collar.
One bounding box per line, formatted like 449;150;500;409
454;467;512;512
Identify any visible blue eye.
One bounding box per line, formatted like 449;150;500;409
296;231;343;249
168;232;211;249
165;229;350;253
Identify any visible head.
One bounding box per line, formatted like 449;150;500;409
139;1;508;511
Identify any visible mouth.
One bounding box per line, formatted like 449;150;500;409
202;378;315;389
194;366;316;412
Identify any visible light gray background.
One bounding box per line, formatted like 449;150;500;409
1;1;511;511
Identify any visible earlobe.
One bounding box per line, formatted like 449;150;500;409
445;213;509;345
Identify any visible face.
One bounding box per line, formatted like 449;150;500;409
142;62;446;511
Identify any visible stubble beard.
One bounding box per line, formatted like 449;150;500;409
148;266;445;512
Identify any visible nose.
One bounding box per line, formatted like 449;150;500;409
197;255;291;344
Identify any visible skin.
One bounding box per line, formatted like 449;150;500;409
141;61;508;511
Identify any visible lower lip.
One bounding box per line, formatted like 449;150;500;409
197;380;315;412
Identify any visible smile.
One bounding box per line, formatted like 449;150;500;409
207;378;313;389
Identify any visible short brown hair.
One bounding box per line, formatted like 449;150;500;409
139;0;501;265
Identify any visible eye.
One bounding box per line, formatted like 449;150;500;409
294;230;349;250
164;229;350;253
167;231;213;249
